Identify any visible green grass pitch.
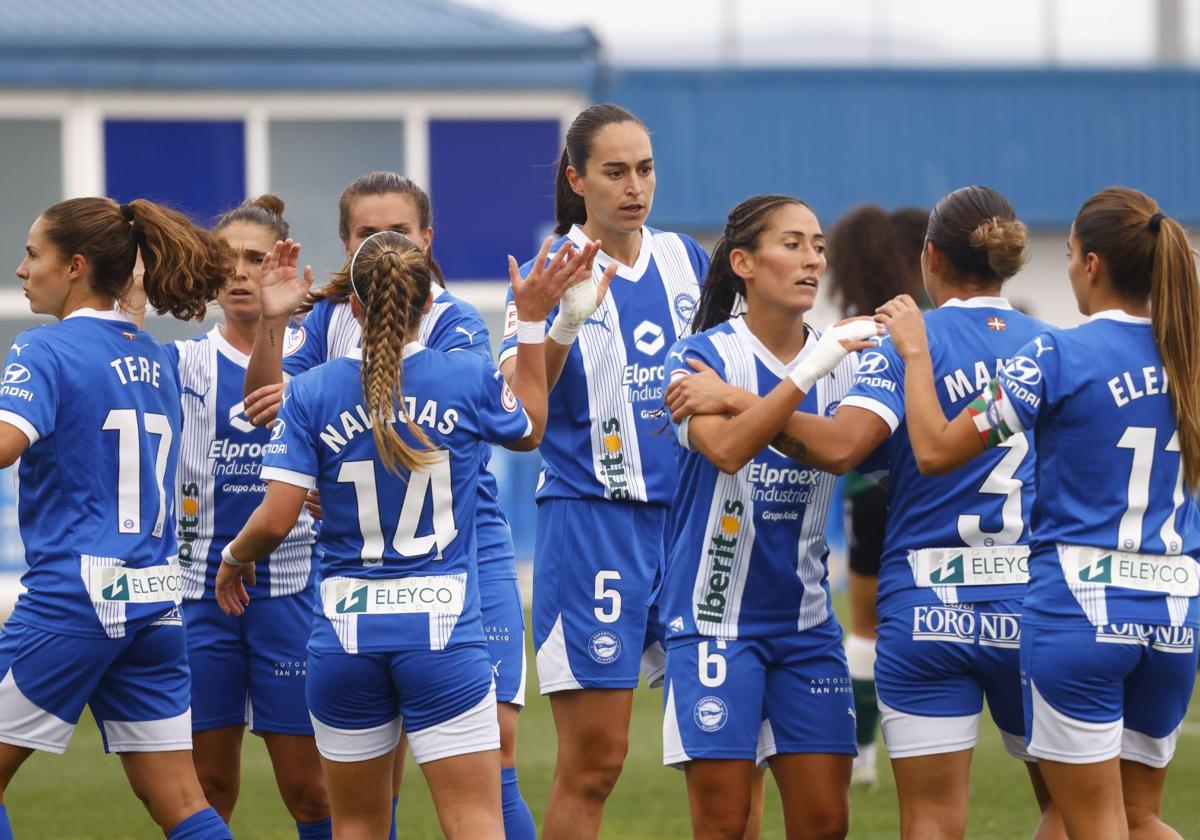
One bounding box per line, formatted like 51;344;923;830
5;607;1200;839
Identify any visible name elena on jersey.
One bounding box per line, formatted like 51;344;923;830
318;397;460;454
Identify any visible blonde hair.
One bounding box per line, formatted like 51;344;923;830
1074;187;1200;491
341;231;437;475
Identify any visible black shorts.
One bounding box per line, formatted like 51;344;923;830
846;482;888;576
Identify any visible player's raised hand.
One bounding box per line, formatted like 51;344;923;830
259;238;313;320
508;236;578;323
874;295;926;360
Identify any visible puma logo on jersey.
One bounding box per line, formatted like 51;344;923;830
454;326;476;342
9;343;27;356
181;385;208;402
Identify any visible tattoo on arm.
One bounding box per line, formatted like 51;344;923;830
268;328;276;348
771;432;808;463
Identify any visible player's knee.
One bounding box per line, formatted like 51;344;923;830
279;777;330;823
802;806;850;840
562;745;627;802
693;804;750;840
195;771;238;814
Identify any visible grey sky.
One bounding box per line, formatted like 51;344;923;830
460;0;1200;66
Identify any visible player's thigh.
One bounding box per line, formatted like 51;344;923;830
392;643;499;767
533;498;662;693
875;606;984;759
181;599;248;734
769;753;852;840
244;592;315;737
683;758;758;838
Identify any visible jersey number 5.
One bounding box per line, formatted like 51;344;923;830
102;409;172;539
337;453;459;565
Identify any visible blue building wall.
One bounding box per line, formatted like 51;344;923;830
603;68;1200;230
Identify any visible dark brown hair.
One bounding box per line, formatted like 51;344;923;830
692;194;808;333
215;193;289;240
926;186;1027;286
1073;187;1200;490
828;204;929;316
342;231;436;475
301;172;444;313
554;104;648;236
40;197;226;321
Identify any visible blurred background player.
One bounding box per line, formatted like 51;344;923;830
825;203;928;786
0;198;228;839
661;194;878;840
146;196;329;838
216;229;584;838
497;103;707;840
242;172;547;840
883;186;1200;840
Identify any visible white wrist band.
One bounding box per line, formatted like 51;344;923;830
547;313;582;345
221;544;247;568
516;320;545;344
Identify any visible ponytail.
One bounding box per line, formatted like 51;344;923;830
1151;217;1200;491
1074;186;1200;492
347;231;437;475
554;103;647;236
692;194;806;334
40;197;225;322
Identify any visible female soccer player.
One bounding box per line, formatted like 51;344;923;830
216;229;582;839
241;172;570;839
165;196;329;837
880;186;1199;840
666;186;1063;840
496;103;707;840
660;194;879;840
826;203;928;787
0;197;229;839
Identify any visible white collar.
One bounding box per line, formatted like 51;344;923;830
430;282;446;301
730;315;815;380
64;307;131;323
211;324;251;367
1089;309;1152;325
345;342;424;362
567;224;653;282
940;296;1013;310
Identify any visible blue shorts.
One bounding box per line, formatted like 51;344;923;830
1022;621;1198;768
480;577;527;707
306;642;497;764
876;599;1029;760
533;498;666;692
183;592;313;736
0;614;191;754
662;618;856;766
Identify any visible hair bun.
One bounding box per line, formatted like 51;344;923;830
970;216;1029;279
250;194;285;216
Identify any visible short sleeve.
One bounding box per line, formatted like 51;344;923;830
839;337;905;432
994;331;1063;434
282;304;330;377
475;364;533;445
0;331;61;445
259;378;319;489
680;233;710;288
427;298;492;364
665;335;726;450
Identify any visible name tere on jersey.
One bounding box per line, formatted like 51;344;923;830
109;355;162;388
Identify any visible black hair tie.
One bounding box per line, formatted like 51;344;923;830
119;203;135;223
1149;212;1165;234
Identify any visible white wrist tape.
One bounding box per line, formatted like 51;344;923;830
515;320;545;344
788;320;880;394
547;313;582;345
221;544;247;568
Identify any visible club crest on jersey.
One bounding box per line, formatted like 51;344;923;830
633;320;665;356
588;629;622;664
673;293;697;325
283;327;306;358
694;696;728;732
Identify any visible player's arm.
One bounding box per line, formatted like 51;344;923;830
875;295;986;475
215;481;308;616
0;423;29;468
244;239;313;397
501;239;616;391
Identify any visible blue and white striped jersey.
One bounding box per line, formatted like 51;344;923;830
285;285;517;582
262;345;532;654
840;297;1049;618
658;318;857;641
164;326;316;600
992;311;1200;628
0;310;183;639
498;225;707;505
